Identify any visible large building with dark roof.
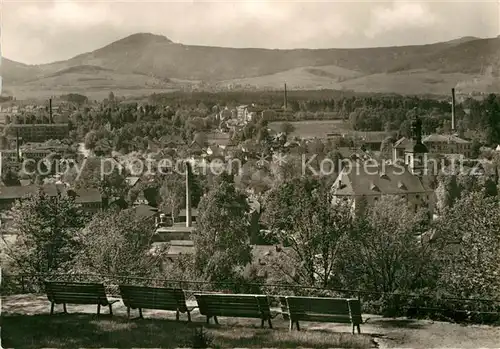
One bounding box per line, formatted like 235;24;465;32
331;163;434;215
332;116;434;216
9;123;69;143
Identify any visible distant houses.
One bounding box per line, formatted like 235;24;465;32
393;134;472;162
0;184;104;213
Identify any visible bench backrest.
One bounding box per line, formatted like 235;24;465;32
195;294;270;319
284;296;362;324
45;281;109;305
119;285;188;312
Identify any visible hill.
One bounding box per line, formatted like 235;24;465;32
3;33;500;98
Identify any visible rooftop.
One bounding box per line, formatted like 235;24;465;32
423;134;471;144
333;163;433;196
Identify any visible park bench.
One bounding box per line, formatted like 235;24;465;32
119;285;195;321
280;296;363;333
194;293;277;328
44;281;118;315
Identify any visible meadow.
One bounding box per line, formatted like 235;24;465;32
269;120;351;139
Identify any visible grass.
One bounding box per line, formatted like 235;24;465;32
269;120;351;138
1;313;373;349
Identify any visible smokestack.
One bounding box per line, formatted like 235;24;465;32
185;161;192;228
451;88;456;132
16;128;20;162
284;83;288;111
49;98;53;124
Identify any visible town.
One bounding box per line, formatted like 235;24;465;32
2;85;500;348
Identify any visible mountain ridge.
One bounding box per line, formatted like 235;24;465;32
2;33;499;98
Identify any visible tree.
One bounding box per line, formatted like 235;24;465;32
84;131;99;151
74;158;129;200
159;173;185;221
193;180;252;283
1;169;20;186
341;196;431;293
262;177;355;287
435;173;460;214
108;91;115;103
3;189;89;274
280;122;295;136
379;136;394;160
432;192;500;299
470;139;481;159
72;209;167;277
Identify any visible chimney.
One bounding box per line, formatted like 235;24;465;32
451;88;456;132
16;128;20;162
185;161;192;228
49;98;53;124
284;83;288;111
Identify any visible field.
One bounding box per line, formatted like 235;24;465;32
217;65;363;91
269;120;351;139
219;69;500;96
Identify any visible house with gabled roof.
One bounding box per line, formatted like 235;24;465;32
394;134;472;162
334;116;434;217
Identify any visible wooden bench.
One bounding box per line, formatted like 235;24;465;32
45;281;118;315
280;296;363;333
119;285;195;321
195;293;277;328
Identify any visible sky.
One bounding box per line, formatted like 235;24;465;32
1;0;499;65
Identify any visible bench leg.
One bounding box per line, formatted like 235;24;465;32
289;319;293;331
214;316;219;325
357;324;361;334
296;321;300;331
127;307;131;319
176;310;180;321
50;302;55;315
206;316;210;324
268;319;273;329
139;308;143;319
261;319;264;328
97;304;101;315
187;310;192;322
63;304;68;314
109;304;113;316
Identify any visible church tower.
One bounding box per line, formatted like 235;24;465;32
405;115;428;176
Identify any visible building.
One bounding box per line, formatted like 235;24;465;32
0;143;66;174
74;188;103;212
0;149;22;173
332;116;434;217
393;134;472;162
235;104;263;123
421;134;472;159
0;184;104;213
236;105;248;121
9;123;69;143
